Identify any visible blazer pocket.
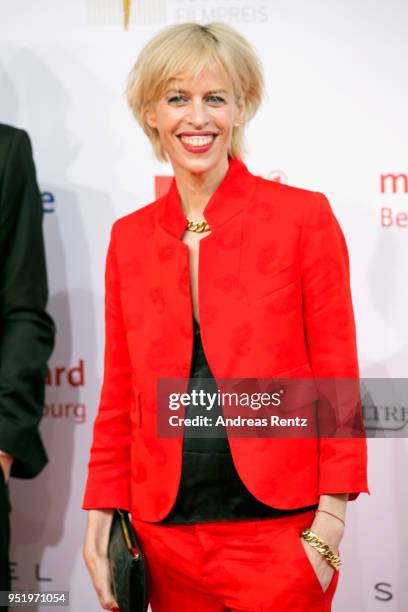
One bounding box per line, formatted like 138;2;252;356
277;378;320;415
248;263;298;303
267;362;319;415
296;531;332;595
131;390;142;428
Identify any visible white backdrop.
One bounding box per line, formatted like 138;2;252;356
1;1;407;610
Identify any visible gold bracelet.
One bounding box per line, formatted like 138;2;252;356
300;529;342;570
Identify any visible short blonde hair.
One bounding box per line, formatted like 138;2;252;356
126;22;264;162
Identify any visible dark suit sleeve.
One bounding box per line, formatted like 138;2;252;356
0;128;56;477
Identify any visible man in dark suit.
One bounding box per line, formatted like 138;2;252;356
0;124;55;607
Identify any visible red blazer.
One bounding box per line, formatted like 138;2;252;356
82;156;369;522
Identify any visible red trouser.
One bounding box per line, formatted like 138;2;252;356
131;509;340;612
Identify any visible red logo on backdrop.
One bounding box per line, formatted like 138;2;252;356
380;172;408;228
46;359;85;386
44;359;87;424
380;173;408;194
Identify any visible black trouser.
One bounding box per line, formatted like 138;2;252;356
0;468;11;612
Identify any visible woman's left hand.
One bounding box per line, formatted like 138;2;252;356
300;511;344;593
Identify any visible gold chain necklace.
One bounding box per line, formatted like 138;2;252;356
186;217;211;232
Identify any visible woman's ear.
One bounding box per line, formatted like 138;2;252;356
234;95;246;127
145;106;157;129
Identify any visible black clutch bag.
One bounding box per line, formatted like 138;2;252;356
108;508;150;612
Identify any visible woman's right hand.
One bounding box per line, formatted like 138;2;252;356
83;509;119;611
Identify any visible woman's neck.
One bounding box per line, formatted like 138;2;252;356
173;157;230;218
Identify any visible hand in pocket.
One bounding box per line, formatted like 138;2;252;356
300;536;335;593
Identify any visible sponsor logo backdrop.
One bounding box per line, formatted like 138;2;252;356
1;0;407;609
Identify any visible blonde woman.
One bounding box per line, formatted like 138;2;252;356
82;22;369;612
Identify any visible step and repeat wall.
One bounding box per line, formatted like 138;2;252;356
1;1;407;610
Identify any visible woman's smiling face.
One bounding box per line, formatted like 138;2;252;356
146;62;245;175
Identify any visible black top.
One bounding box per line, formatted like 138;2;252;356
159;317;318;524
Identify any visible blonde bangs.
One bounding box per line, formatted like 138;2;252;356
153;51;228;102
